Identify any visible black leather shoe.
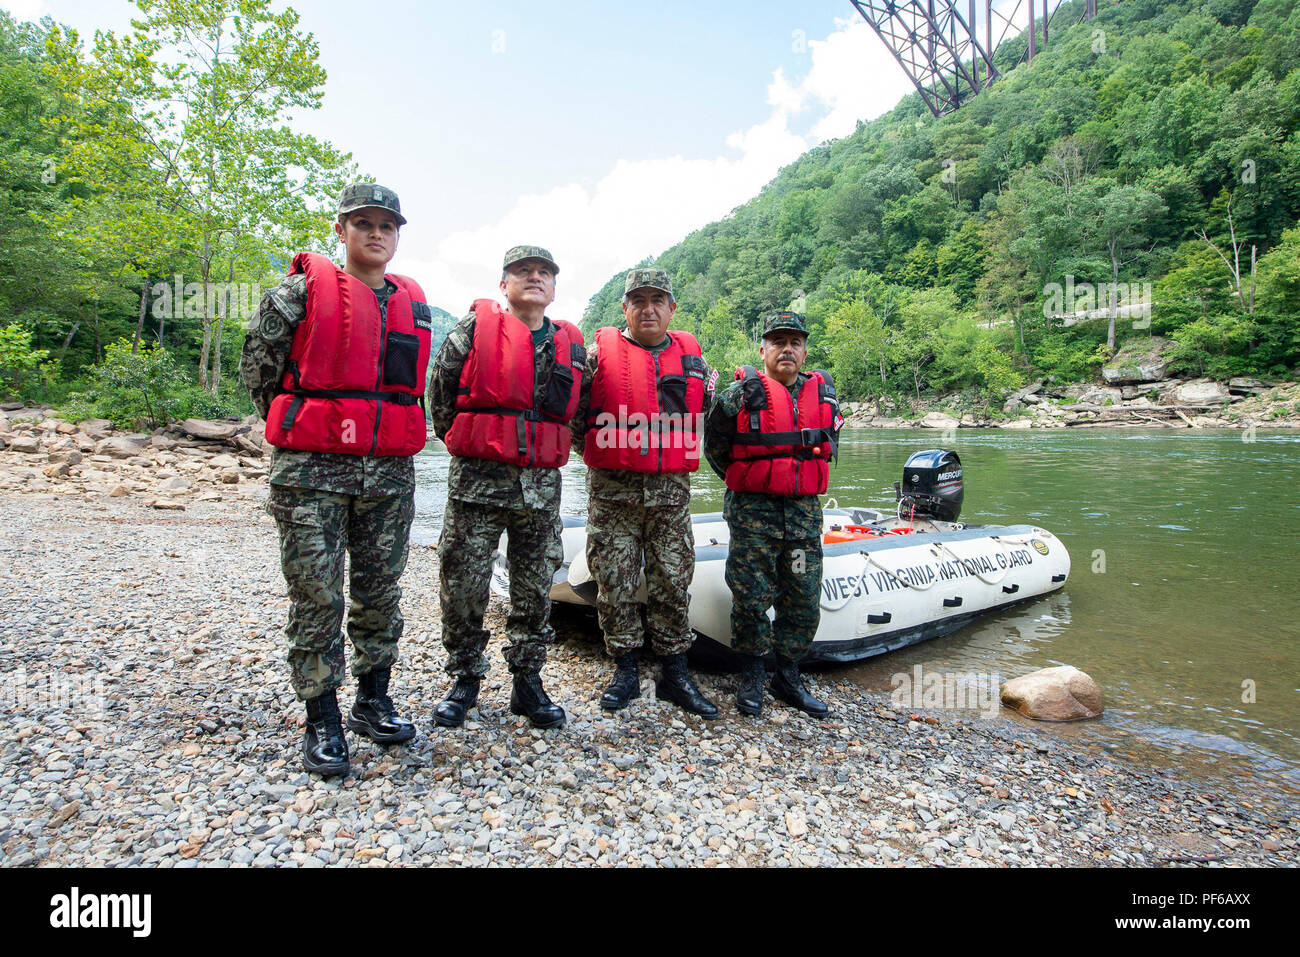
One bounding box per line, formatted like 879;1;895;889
656;653;718;719
600;653;640;711
735;654;765;717
771;656;829;718
510;672;566;729
347;668;415;744
303;690;349;777
433;677;480;728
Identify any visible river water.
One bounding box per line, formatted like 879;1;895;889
413;428;1300;795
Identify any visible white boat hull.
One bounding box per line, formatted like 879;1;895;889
491;506;1071;663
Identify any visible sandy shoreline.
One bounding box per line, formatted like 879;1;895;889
0;489;1294;868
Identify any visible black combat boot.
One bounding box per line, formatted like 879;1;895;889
347;667;415;744
600;653;641;711
735;654;766;718
770;656;829;718
433;676;480;728
656;653;718;719
509;671;566;728
303;690;349;777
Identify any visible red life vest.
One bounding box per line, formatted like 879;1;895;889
582;327;707;474
725;367;838;496
443;299;585;468
264;252;431;457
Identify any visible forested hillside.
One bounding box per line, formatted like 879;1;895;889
0;4;454;425
583;0;1300;407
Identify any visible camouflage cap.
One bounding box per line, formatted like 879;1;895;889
623;268;674;300
502;245;560;275
337;183;407;226
761;311;810;338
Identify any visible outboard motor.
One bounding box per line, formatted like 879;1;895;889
895;449;963;522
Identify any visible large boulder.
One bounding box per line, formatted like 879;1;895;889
1228;377;1270;396
1001;666;1104;721
1172;379;1231;406
96;436;149;459
176;418;243;441
8;435;40;454
1078;385;1123;407
1101;337;1172;385
919;411;960;430
79;418;114;433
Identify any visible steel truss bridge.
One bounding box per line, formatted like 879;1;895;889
849;0;1103;117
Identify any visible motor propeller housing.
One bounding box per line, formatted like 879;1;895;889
896;449;963;522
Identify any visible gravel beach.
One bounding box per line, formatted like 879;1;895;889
0;489;1295;868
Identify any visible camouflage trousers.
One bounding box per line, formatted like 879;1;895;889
725;530;822;660
266;484;414;701
437;497;563;678
586;496;695;658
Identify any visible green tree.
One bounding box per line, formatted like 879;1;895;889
48;0;353;394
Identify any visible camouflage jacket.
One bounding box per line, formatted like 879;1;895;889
426;309;562;511
571;329;718;507
238;272;416;497
703;371;827;541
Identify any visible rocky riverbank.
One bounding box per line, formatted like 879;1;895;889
0;405;270;506
1;490;1295;868
840;378;1300;431
837;337;1298;430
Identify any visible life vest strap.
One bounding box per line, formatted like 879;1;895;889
284;388;421;405
733;427;834;448
730;448;827;462
277;389;421;434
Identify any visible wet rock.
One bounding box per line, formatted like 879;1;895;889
1001;666;1104;722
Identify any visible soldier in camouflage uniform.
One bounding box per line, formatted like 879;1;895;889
572;269;718;718
239;183;421;777
426;245;574;729
703;312;840;718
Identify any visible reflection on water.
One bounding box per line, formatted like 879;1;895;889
412;428;1300;792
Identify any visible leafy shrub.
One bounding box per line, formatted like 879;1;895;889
63;339;194;429
0;324;52;399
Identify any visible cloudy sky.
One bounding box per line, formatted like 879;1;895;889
2;0;1003;320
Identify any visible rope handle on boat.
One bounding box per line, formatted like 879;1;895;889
929;537;1011;586
860;550;938;591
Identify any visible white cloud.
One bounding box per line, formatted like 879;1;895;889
401;16;917;323
411;114;809;324
790;17;917;143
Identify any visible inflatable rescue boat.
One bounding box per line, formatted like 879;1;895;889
490;450;1071;662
